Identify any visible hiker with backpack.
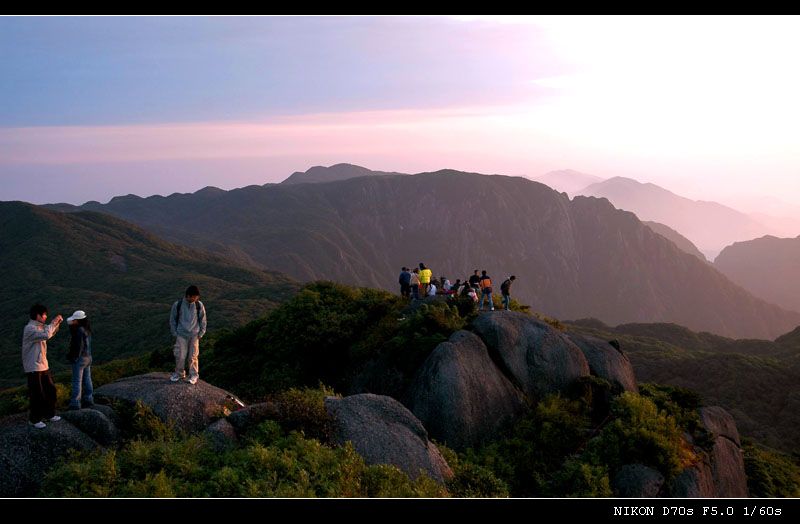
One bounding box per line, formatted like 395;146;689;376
169;285;207;384
501;276;516;311
478;270;494;311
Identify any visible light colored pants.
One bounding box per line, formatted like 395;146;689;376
174;335;200;379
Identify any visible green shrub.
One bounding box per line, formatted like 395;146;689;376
583;392;695;479
111;400;178;441
549;458;612;497
465;396;591;496
743;440;800;497
273;385;337;443
438;445;509;497
40;422;450;497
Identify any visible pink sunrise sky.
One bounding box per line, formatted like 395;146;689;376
1;15;799;212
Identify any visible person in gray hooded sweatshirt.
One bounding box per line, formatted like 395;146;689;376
169;285;207;384
22;304;63;428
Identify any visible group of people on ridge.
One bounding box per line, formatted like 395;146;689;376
398;264;517;312
20;285;207;429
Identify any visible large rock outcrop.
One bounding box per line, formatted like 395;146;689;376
700;406;748;497
472;311;590;399
325;394;453;483
567;333;638;392
95;372;235;433
406;330;527;450
0;414;99;496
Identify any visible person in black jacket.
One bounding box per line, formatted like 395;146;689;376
66;310;94;410
398;267;411;298
501;276;516;311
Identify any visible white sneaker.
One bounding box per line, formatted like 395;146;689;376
29;421;46;429
187;376;198;385
49;415;61;422
170;373;181;382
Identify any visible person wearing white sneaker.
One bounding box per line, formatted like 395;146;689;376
169;285;207;385
22;304;63;427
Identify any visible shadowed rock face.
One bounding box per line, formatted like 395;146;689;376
669;459;716;498
325;394;453;483
566;333;638;393
95;372;235;433
700;406;742;447
472;311;590;400
0;413;99;496
613;464;665;497
61;407;118;446
405;330;527;450
203;418;238;452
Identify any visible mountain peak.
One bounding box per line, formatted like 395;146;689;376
281;163;402;185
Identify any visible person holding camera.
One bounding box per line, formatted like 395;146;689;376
21;304;63;428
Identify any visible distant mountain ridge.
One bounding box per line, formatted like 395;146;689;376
715;235;800;314
577;176;770;259
643;221;707;262
281;163;406;185
40;166;800;339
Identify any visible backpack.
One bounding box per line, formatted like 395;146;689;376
479;276;492;290
175;298;201;327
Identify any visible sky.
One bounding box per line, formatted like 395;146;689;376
2;15;800;211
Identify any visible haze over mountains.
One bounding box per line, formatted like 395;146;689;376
0;201;298;388
43;164;800;340
533;169;604;196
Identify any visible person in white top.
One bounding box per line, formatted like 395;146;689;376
21;303;63;428
427;282;438;297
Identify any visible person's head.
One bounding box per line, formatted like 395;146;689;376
419;263;426;270
510;276;516;281
482;270;487;276
185;285;200;303
29;304;47;322
401;267;407;272
413;268;419;273
473;269;479;275
67;311;91;333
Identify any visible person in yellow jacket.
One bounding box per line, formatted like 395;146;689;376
418;263;433;296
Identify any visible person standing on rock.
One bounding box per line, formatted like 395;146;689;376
398;267;411;298
169;285;207;385
21;304;63;428
66;310;94;410
500;275;516;311
409;268;421;300
418;263;432;296
478;270;495;311
469;269;481;291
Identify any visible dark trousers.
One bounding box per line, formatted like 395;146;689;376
400;283;410;298
27;370;57;423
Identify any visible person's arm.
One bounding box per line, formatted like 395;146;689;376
169;301;178;337
26;320;60;341
198;302;207;339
